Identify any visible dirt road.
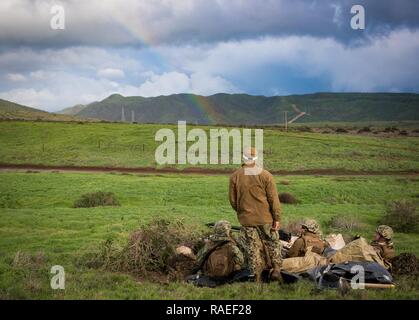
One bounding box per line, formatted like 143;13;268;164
0;163;417;176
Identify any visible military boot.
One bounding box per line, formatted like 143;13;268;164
269;266;283;283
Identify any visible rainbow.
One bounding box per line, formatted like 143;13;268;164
186;94;224;124
123;27;226;124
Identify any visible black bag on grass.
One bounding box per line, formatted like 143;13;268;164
303;261;394;289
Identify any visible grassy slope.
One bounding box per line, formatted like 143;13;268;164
0;99;90;122
0;121;418;171
0;172;418;299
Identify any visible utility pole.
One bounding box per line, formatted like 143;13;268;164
121;106;126;122
131;110;135;123
284;111;288;131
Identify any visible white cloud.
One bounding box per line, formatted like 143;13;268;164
97;68;125;79
0;73;139;111
157;29;419;92
0;88;54;108
137;71;237;97
6;73;26;81
30;70;55;80
0;29;418;111
0;46;144;110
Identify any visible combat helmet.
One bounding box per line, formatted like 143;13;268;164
376;225;394;240
210;220;232;241
301;219;321;234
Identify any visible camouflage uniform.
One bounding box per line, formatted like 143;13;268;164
197;220;244;276
239;224;282;277
287;219;328;258
371;225;396;264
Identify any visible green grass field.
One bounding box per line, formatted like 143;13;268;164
0;121;418;171
0;171;418;299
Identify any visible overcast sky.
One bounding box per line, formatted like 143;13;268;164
0;0;418;111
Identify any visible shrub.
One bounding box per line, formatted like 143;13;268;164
380;200;418;233
12;251;46;269
399;130;408;136
73;191;120;208
358;126;371;133
279;179;290;185
335;128;348;133
81;219;203;281
0;195;20;208
283;218;306;236
328;215;363;233
297;126;312;132
391;253;419;276
279;192;298;204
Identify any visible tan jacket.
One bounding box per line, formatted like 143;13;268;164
287;232;328;258
229;164;281;226
371;240;396;262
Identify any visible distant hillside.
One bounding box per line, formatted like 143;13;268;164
0;99;91;122
71;92;419;125
58;104;87;115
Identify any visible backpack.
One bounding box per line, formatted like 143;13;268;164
302;234;327;255
202;242;236;278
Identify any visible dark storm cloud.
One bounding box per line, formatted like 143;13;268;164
0;0;418;48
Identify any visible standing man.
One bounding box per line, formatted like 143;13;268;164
229;147;282;282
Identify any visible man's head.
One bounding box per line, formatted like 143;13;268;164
301;219;321;235
243;147;258;165
211;220;232;241
375;225;394;241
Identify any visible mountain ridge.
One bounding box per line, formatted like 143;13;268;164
64;92;419;124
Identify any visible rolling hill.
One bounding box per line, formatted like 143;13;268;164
63;92;419;125
59;104;88;115
0;99;92;122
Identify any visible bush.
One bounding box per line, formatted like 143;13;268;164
391;253;419;276
358;127;371;133
279;192;298;204
399;130;408;136
297;126;312;132
81;219;203;281
73;191;120;208
380;200;418;233
0;195;20;208
384;126;399;133
283;218;305;236
328;215;363;233
12;251;46;269
335;128;348;133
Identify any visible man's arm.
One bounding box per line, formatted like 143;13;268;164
229;176;237;212
265;174;281;222
287;238;304;258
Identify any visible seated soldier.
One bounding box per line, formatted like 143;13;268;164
371;225;396;264
287;219;329;258
196;220;244;280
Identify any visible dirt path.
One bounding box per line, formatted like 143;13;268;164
0;163;417;176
